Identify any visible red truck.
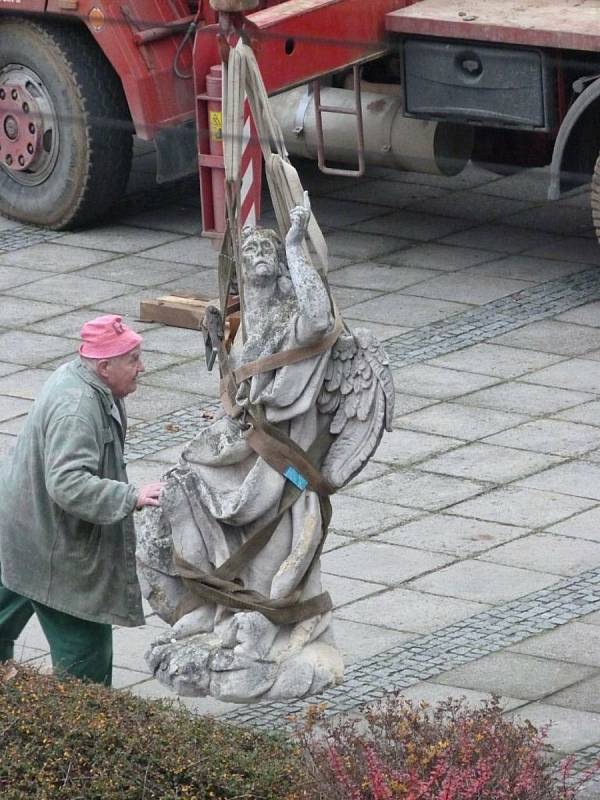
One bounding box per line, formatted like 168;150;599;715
1;0;599;239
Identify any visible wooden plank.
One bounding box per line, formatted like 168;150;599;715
386;0;600;52
139;294;241;346
139;296;212;330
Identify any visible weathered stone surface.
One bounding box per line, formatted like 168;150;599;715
137;200;394;702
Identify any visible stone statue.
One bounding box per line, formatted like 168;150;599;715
136;195;394;703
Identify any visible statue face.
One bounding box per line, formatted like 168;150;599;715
242;232;280;285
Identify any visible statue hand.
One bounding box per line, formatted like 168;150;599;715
286;191;311;247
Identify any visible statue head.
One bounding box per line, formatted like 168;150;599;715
240;226;292;296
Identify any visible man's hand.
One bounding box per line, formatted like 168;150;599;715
136;482;165;509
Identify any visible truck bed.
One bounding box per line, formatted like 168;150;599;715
386;0;600;52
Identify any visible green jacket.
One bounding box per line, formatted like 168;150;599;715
0;360;144;626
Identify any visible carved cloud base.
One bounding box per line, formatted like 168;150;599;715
145;629;344;703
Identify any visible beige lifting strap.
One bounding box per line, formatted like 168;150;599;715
187;35;340;622
223;40;329;275
172;433;335;625
232;314;343;383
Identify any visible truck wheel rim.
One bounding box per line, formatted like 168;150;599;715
0;64;60;186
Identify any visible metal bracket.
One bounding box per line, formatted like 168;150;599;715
292;84;314;137
202;306;224;371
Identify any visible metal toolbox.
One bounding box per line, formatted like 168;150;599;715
401;38;556;130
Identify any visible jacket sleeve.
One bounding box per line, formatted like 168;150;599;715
44;413;138;525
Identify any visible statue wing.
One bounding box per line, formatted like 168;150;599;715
318;327;395;488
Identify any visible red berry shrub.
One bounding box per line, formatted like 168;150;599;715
293;695;598;800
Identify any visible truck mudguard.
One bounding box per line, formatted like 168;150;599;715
549;77;600;200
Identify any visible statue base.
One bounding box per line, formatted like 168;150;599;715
145;627;344;703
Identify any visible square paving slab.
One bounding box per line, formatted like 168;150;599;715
329;262;438;292
347;292;471;328
0;242;117;272
492;320;600;356
375;514;529;557
399;681;525;712
523;358;600;394
321;540;453;586
392;364;499;400
548;506;600;542
428;342;562;378
556;300;600;326
419;442;562;483
124;384;199;420
335;586;490;634
140;359;220;398
553;399;600;425
410;559;560;604
465;255;590;282
459;381;594;415
333;620;414;665
545;674;600;714
507;703;600;753
0;297;72;326
79;255;196;287
0;396;33;422
484;419;600;457
396;403;527;440
0;265;48;290
0;331;76;366
435;650;596;701
321;573;384;607
7;274;129;306
440;223;562;254
371;428;462;466
55;225;183;255
320;230;406;260
352;209;472;242
510;621;600;669
517;460;600;500
402;273;533;305
329;494;420;538
346;469;485;511
479;532;600;577
524;236;600;265
387;242;496;271
449;485;596;528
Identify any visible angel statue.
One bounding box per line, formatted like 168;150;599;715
136;194;394;702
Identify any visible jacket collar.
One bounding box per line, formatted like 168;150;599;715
73;359;114;415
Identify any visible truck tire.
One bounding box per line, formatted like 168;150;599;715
0;18;132;230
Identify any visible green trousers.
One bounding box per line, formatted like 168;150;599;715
0;576;113;686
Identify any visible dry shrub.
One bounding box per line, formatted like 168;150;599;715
0;662;303;800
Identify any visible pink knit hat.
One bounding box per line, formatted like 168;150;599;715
79;315;142;359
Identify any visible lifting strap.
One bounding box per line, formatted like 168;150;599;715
187;36;340;624
173;432;334;624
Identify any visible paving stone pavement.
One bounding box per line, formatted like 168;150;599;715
4;149;600;785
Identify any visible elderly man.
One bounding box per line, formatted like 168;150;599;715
0;314;164;686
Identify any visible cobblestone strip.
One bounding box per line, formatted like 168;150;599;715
0;225;61;251
384;266;600;369
126;399;221;460
220;567;600;730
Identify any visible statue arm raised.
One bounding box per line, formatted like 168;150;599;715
285;192;333;343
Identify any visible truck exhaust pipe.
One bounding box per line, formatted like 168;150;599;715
270;85;473;177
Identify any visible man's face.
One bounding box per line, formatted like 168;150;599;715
242;234;279;284
100;347;145;398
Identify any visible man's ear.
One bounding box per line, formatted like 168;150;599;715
96;359;111;381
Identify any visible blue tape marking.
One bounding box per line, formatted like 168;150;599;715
283;465;309;491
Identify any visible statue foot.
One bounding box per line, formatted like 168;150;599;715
233;611;279;660
171;605;216;639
